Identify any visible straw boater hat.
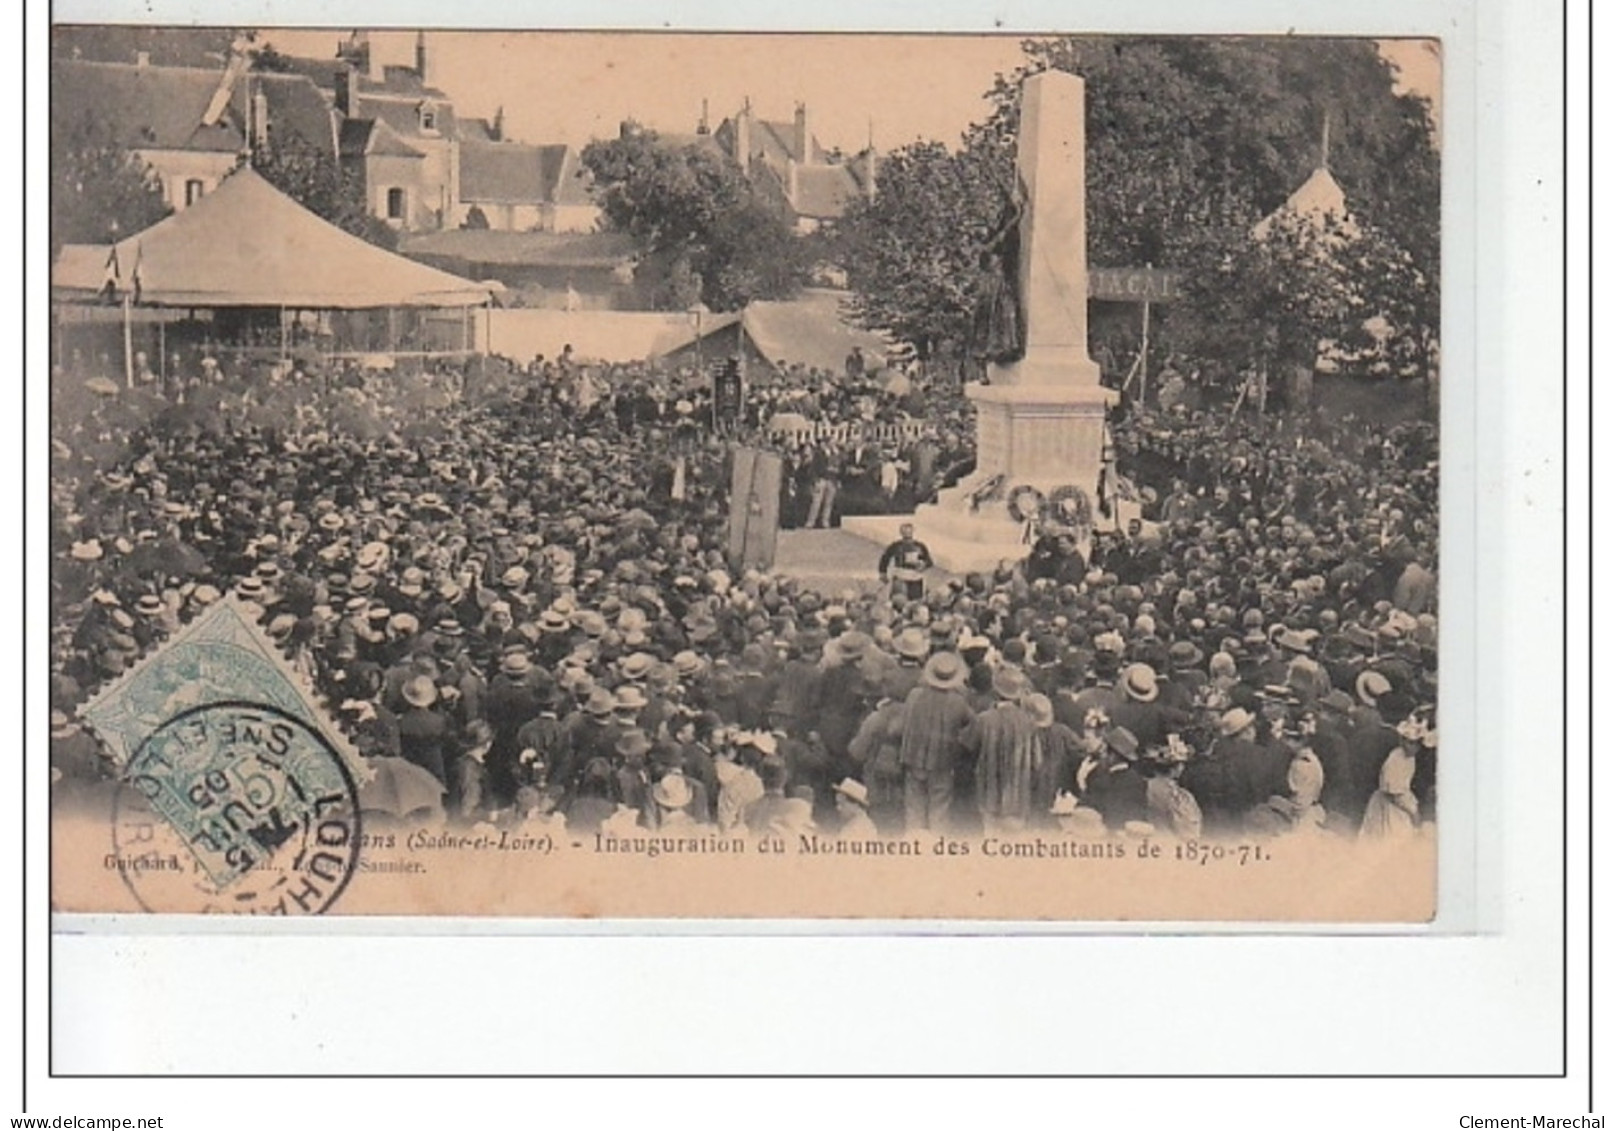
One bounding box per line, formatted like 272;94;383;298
1218;707;1256;737
921;651;968;691
402;675;438;709
356;541;389;573
135;594;165;618
894;627;930;661
619;652;656;681
672;650;706;678
500;651;533;677
832;778;870;807
652;771;694;810
832;631;872;663
1356;670;1392;706
1025;693;1055;728
1121;663;1160;703
991;667;1030;702
614;685;649;712
615;729;653;759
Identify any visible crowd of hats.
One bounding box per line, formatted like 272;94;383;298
49;356;1437;839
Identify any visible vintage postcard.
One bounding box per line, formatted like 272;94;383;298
48;27;1441;920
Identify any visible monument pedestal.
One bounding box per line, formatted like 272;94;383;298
839;69;1116;576
841;373;1117;575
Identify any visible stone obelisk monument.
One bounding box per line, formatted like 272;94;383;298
844;70;1116;573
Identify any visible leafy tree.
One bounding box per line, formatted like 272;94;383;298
837;36;1440;380
249;129;398;250
580;124;808;311
833;140;1004;360
247;41;297;73
50;111;171;256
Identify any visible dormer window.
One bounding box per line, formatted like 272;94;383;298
418;103;438;133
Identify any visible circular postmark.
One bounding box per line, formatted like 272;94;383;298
110;700;362;915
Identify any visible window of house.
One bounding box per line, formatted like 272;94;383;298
419;104;437;132
184;179;206;206
386;188;406;220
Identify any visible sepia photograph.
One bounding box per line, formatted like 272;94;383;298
47;25;1443;921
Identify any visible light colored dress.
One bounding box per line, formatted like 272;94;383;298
1359;745;1419;840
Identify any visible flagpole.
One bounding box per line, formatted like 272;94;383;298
122;290;134;389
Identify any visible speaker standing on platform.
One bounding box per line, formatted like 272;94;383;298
879;522;934;600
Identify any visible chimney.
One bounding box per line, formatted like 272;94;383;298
491;105;504;142
334;69;351;117
794;102;812;163
366;37;384;83
134;50;150;68
864;117;877;201
786;156;799;205
734;98;752;168
697;98;710;135
415;30;430;86
252;83;270;151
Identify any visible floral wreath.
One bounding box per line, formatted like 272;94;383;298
1047;485;1094;529
1006;484;1045;524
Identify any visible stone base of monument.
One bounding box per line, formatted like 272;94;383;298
840;70;1121;577
841;381;1118;575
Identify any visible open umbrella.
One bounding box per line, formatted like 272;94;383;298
358;757;445;820
878;369;912;396
84;377;120;397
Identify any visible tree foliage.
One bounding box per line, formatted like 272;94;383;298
837;36;1440;378
831;141;1005;360
250;128;399;251
50;111;171;256
580;125;809;312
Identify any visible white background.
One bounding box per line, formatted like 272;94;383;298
7;0;1597;1122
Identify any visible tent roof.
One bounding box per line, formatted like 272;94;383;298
736;289;889;373
1253;165;1357;241
52;168;494;308
485;309;738;365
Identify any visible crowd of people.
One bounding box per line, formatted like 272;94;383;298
50;344;1438;847
498;346;976;528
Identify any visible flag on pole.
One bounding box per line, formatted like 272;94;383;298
100;245;122;304
130;242;144;305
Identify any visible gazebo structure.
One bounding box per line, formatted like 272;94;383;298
51;167;496;384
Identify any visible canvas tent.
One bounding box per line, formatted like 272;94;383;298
1251;165;1358;243
661;289;889;375
52;167;493;309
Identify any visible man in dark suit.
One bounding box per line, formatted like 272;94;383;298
878;523;934;601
